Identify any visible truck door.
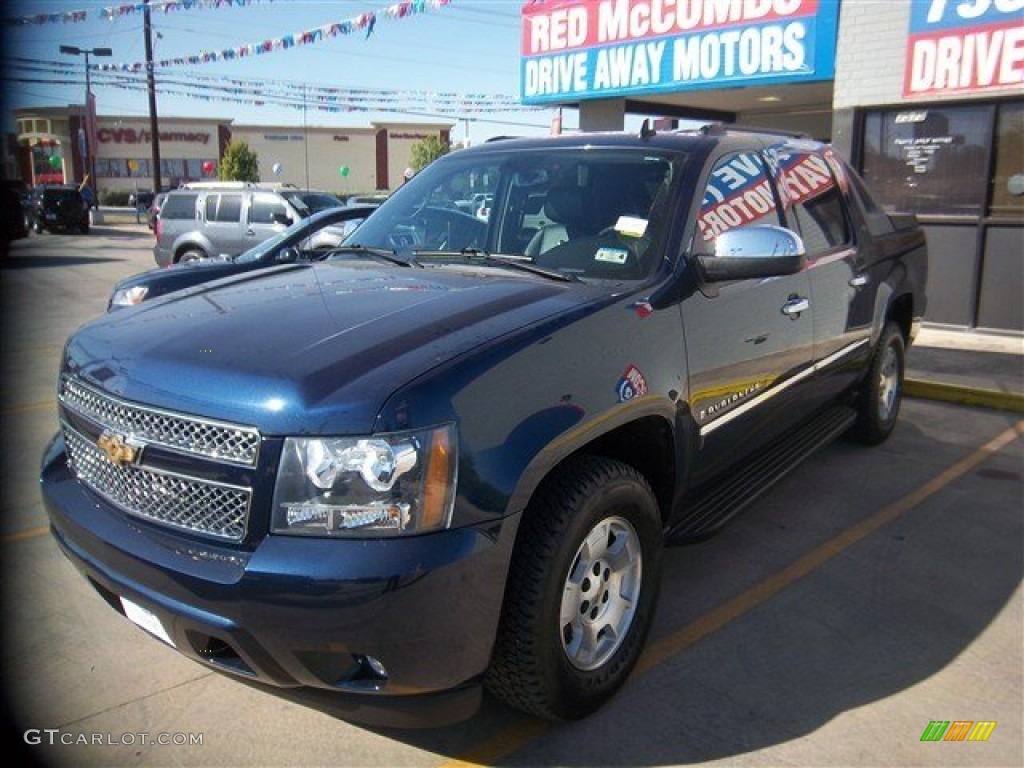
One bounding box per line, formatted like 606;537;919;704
681;149;816;485
773;146;874;404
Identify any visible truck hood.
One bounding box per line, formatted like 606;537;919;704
65;262;589;434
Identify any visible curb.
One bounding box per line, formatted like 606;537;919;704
904;378;1024;414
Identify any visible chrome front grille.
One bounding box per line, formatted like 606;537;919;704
63;424;251;542
60;376;260;466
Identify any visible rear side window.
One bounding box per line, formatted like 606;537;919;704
776;150;851;255
160;193;198;220
206;193;243;223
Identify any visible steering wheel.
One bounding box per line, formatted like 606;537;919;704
388;206;486;251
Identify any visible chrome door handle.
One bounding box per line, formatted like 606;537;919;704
245;228;255;236
781;297;810;316
849;274;869;288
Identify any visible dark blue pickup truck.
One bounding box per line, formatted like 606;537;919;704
41;126;927;726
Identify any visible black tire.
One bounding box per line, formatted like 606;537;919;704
80;221;90;235
177;248;206;263
850;321;905;445
487;455;663;720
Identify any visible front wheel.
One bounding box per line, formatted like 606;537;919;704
487;455;663;720
850;321;905;445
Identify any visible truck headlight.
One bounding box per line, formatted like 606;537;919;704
271;425;457;537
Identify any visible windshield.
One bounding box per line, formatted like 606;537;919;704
349;146;681;281
280;191;313;218
299;192;343;212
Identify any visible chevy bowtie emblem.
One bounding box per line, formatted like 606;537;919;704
97;430;140;467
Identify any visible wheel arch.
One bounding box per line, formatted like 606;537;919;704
173;241;209;263
887;291;915;343
507;408;679;529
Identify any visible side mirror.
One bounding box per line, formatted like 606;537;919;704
271;212;292;226
276;246;300;263
698;225;805;282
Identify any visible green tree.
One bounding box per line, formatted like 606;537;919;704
219;140;260;182
410;135;450;172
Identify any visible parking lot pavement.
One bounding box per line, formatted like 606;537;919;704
2;228;1021;767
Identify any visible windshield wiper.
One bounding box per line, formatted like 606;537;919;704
327;244;422;268
413;247;579;283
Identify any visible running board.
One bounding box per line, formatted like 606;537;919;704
667;405;857;543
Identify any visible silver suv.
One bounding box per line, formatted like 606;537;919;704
153;183;315;266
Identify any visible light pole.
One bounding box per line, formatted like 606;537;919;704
60;44;111;197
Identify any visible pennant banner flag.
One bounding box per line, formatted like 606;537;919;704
5;0;274;26
97;1;453;71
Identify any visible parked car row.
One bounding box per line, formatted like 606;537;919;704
23;184;91;235
110;204;378;308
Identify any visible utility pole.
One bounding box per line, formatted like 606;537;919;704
59;45;111;192
144;0;162;192
302;84;309;192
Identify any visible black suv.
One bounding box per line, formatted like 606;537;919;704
26;184;90;234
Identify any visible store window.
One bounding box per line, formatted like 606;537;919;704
991;102;1024;218
96;159;126;178
129;159;153;179
861;104;993;216
161;158;187;179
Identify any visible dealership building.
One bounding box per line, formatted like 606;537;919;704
521;0;1022;333
12;107;451;199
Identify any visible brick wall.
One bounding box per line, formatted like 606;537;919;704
834;0;913;109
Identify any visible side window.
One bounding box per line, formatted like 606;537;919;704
161;193;197;220
697;151;781;251
777;150;851;255
250;194;287;225
206;193;243;223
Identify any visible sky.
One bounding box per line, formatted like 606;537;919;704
3;0;589;144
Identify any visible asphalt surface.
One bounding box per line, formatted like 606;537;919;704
1;219;1021;767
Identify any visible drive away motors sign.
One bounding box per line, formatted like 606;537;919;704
520;0;839;104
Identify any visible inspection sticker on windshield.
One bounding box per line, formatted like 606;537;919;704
614;216;648;238
121;596;175;647
595;247;629;265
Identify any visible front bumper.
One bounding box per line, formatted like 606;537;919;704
41;434;519;724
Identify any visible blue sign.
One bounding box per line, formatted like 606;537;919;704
520;0;840;104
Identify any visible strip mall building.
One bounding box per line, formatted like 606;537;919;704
12;107;450;200
521;0;1022;333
